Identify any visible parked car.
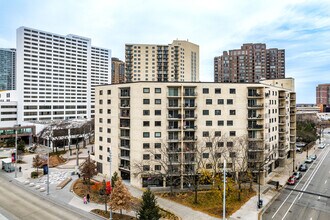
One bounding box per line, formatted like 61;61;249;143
299;164;308;172
287;176;297;185
318;144;325;149
310;155;317;160
305;157;313;164
296;147;302;153
293;171;302;180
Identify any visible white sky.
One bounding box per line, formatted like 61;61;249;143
1;0;330;103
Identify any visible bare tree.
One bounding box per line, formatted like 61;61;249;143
133;140;182;196
80;157;97;192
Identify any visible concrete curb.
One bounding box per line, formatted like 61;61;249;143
258;185;286;220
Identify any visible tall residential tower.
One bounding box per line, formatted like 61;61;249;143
16;27;111;122
316;83;330;112
0;48;16;90
214;43;285;83
111;57;125;84
125;40;199;82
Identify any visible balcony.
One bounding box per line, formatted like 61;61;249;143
119;144;130;150
248;137;263;141
119;165;130;171
167;126;181;130
184;114;197;120
183;125;197;130
120;103;130;108
167;104;181;109
248;146;264;151
167;137;181;142
247;93;263;98
248;114;263;120
184;92;197;97
183;136;197;141
120;112;130;118
247;104;263;109
247;124;263;130
183;103;197;109
167;114;182;120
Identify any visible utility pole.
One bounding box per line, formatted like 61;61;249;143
47;125;52;195
223;159;226;220
14;124;21;178
109;148;113;220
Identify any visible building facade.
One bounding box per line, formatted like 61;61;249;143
94;78;296;188
111;57;125;84
125;40;199;82
316;84;330;112
0;48;16;90
214;43;285;83
16;27;111;123
0;90;17;127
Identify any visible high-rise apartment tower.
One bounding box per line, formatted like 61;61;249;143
16;27;111;122
214;43;285;83
0;48;16;90
111;57;125;84
316;83;330;112
125;40;199;82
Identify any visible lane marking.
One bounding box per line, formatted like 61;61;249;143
281;147;330;220
325;180;327;184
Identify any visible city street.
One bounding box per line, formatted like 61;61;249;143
263;130;330;220
0;166;101;220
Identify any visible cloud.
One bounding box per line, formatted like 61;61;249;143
0;0;329;103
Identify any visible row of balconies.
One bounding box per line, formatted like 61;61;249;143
167;136;198;142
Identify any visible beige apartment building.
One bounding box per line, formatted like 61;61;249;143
125;40;199;82
94;78;296;188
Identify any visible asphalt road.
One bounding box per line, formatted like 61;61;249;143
0;174;98;220
263;133;330;220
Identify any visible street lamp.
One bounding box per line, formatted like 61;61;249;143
14;124;21;178
109;147;113;220
47;125;53;195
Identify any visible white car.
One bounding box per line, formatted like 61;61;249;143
318;144;325;149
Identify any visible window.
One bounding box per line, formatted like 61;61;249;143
154;143;161;148
155;132;161;138
143;99;150;104
143;154;150;160
203;153;209;158
229;88;236;94
99;99;103;104
99;155;103;160
218;142;224;147
99;109;103;114
206;99;212;105
227;99;233;104
99;118;103;123
107;99;111;104
203;110;209;115
155;154;161;160
218;99;224;104
143;88;150;93
215;131;221;137
155;99;161;104
206;120;212;126
203;131;209;137
227;141;234;147
203;88;209;94
143;121;150;126
168;88;178;96
155;110;161;115
215;88;221;94
107;138;111;143
215;110;221;115
155;121;161;126
99;136;103;141
99;145;103;150
143;132;150;138
107;128;111;133
206;142;212;147
107;90;111;95
227;120;233;126
230;152;236;158
229;131;236;136
143;143;150;149
143;165;150;171
155;165;161;171
155;88;161;93
99;90;103;95
218;120;224;126
107;119;111;124
229;110;236;115
99;127;103;132
143;110;150;115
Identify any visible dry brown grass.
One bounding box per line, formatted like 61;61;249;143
159;187;256;217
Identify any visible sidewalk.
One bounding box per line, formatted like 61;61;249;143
231;144;319;220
